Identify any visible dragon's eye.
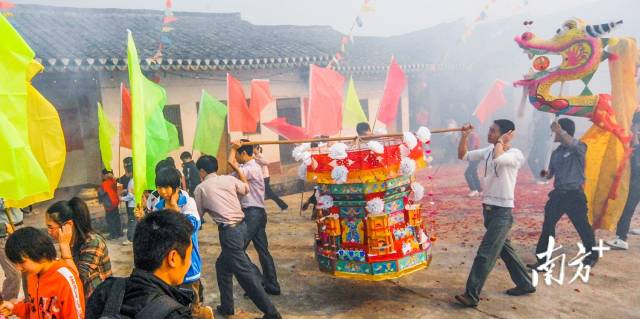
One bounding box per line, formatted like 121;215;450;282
563;21;577;30
556;26;570;36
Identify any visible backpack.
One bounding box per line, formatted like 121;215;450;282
98;277;184;319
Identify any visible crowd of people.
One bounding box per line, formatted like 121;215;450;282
454;114;640;307
0;115;638;317
0;142;284;319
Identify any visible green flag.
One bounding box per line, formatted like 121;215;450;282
97;102;115;171
127;31;179;203
193;90;228;156
342;77;368;128
0;15;50;202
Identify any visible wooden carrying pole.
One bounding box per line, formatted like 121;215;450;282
239;127;464;146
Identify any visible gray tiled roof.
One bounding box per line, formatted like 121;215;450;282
8;4;466;73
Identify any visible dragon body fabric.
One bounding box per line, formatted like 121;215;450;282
514;18;638;230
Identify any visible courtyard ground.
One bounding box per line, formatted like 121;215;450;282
17;164;640;318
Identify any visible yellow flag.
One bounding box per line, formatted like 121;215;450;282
342;77;368;128
5;61;67;208
97;102;115;171
1;15;66;207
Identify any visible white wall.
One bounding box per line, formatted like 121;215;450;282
98;70;409;175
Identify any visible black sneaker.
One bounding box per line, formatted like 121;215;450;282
265;288;281;296
454;294;478;308
506;286;536;296
245;289;281;297
215;305;234;317
583;257;598;268
526;261;548;272
259;313;283;319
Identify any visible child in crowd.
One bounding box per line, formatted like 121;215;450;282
0;227;85;318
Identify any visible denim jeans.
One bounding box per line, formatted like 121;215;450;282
465;205;533;303
0;237;20;300
616;168;640;240
126;206;136;241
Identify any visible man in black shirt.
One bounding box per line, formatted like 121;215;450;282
528;118;597;270
180;152;202;198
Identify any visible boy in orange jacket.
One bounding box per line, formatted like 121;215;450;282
0;227;85;319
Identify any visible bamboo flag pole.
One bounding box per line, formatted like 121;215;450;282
239;127;465;146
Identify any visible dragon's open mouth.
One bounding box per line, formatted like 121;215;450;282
522;47;553;60
517;48;562;83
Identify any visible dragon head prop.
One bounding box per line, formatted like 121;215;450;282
514;18;640;232
514;18;623;117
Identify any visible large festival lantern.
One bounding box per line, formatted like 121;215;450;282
514;18;638;230
295;129;435;280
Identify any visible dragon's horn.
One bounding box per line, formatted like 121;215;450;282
586;20;623;38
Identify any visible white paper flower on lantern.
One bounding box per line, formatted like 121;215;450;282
317;195;334;210
331;165;349;184
411;182;425;201
292;143;311;162
302;152;312;166
419;229;428;244
328;143;349;160
373;127;387;135
399;144;410;158
403;132;418;150
367;141;385;154
297;163;308;180
416;126;431;143
400;157;416;176
366;197;385;215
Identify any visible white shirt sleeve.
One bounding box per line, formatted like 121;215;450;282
463;147;489;162
494;149;525;168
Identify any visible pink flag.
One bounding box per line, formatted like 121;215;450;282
376;57;406;125
306;65;345;137
473;80;508;124
227;74;258;133
264;118;309;141
302;97;309;127
249;79;273;123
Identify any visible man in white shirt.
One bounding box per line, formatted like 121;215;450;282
455;119;535;308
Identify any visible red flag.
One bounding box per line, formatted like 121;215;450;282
306;64;345;137
119;83;132;149
227;74;258;133
473;80;507;124
0;1;15;10
163;15;177;24
263;118;309;141
249;79;272;124
376;57;406;125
